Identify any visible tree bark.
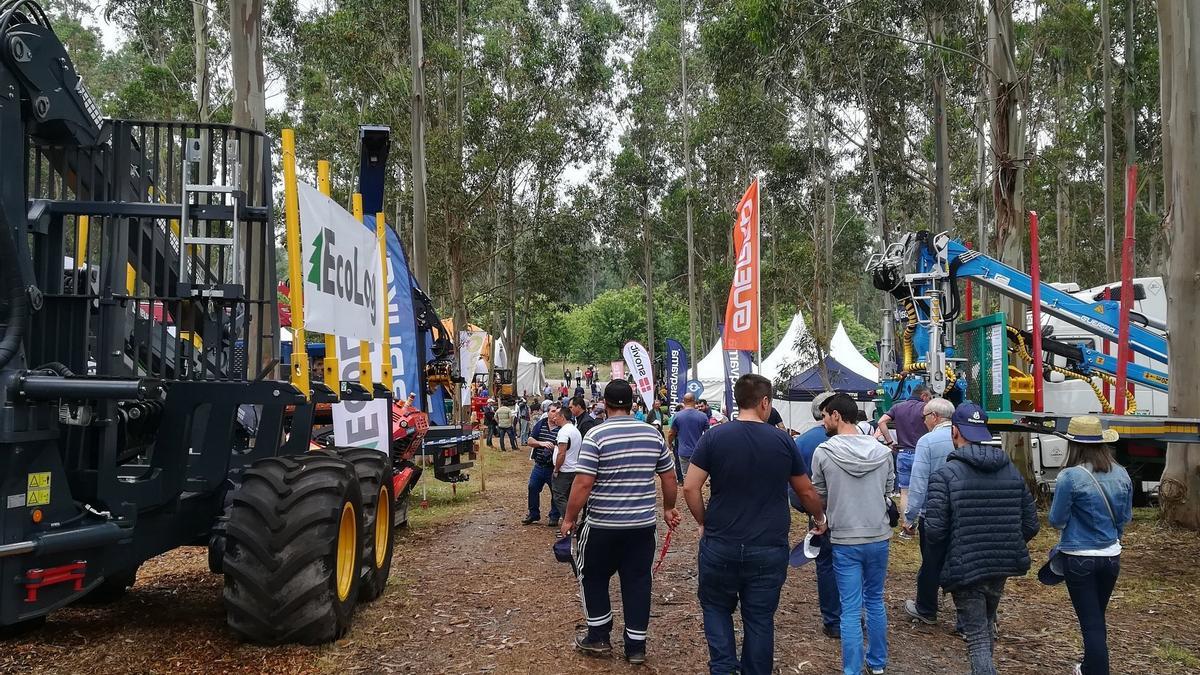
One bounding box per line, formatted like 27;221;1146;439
1157;0;1200;531
988;0;1036;491
409;0;429;290
1102;0;1115;280
681;0;698;372
931;14;953;233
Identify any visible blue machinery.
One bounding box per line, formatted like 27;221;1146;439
867;231;1169;411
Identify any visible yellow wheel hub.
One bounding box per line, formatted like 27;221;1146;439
374;485;390;568
335;501;357;601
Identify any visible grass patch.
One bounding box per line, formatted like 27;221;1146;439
1155;640;1200;668
404;446;523;529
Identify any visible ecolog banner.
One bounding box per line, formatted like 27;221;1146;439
723;178;760;353
622;341;656;409
298;182;385;343
664;339;688;405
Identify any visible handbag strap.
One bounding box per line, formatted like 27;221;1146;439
1080;467;1118;530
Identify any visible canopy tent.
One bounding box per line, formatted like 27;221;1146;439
687;338;759;402
493;341;547;397
760;311;815;384
829;322;878;381
781;355;879;401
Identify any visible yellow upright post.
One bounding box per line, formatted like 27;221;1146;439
375;212;394;393
316;161;340;397
351;194;374;392
281;129;309;397
75;216;88;268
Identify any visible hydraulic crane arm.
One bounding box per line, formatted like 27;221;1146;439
0;1;103;370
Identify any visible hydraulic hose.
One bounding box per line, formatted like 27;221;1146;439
0;228;29;371
1005;326;1135;414
901;299;918;369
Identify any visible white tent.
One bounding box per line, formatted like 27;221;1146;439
760;311;816;384
493;341;547;397
829;322;878;382
687;338;761;405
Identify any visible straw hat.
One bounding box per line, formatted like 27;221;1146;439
1062;415;1119;444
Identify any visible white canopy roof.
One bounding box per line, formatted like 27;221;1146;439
829;322;878;382
687;337;759;401
760;311;815;383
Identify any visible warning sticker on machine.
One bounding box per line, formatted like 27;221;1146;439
26;472;51;507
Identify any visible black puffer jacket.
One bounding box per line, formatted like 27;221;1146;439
923;443;1039;591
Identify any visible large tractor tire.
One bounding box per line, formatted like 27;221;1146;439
335;447;396;602
222;452;363;645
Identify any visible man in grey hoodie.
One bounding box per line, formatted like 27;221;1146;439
810;393;895;675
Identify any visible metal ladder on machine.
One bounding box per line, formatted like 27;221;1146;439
176;136;247;378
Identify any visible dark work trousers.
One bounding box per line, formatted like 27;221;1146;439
951;577;1005;675
915;517;944;618
497;425;517;451
550;471;576;523
1065;554;1120;675
576;523;656;650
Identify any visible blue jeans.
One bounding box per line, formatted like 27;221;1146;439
1065;554;1120;675
527;464;560;521
814;530;841;629
832;540;889;675
697;537;788;675
497;425;516;451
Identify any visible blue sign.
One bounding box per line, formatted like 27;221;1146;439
686;379;704;397
664;339;688;405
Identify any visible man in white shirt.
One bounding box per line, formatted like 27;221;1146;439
550;403;584;523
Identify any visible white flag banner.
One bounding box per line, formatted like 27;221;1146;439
622;340;656;409
297;181;384;343
458;330;488;405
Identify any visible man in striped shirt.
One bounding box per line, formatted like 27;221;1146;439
560;379;681;665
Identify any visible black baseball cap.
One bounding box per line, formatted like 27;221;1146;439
603;379;634;408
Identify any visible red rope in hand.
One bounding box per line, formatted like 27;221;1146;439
653;527;675;575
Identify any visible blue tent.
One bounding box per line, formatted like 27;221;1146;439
782;356;879;401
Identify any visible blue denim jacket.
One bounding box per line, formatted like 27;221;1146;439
1047;463;1133;552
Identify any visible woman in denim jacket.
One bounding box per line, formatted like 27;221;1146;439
1047;416;1133;675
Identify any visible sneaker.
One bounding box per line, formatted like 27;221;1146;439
625;645;646;665
904;599;936;625
548;519;560;528
574;633;612;657
822;624;840;639
1073;664;1083;675
864;667;885;675
521;515;538;525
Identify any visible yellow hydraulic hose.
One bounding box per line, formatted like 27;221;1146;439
1005;326;1134;415
901;299;918;368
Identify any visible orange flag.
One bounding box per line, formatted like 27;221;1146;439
723;178;760;352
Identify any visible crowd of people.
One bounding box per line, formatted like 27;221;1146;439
494;369;1132;674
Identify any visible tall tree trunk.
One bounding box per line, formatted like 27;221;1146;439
1102;0;1116;280
643;189;656;368
229;0;272;375
1157;0;1200;531
193;2;210;123
409;0;429;290
1055;59;1066;279
681;0;698;371
988;0;1035;491
931;14;953;233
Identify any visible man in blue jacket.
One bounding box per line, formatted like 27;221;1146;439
923;403;1039;675
791;391;840;638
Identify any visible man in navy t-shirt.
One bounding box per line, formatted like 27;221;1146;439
668;393;709;477
683;374;827;675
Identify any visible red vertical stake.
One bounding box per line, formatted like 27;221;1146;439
1028;212;1044;412
1115;164;1138;415
1102;286;1112;404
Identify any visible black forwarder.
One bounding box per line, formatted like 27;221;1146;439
0;2;467;643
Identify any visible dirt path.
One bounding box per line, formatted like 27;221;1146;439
4;447;1199;674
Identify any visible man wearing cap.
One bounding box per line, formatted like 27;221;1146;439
668;393;709;477
922;403;1039;675
560;379;680;666
523;405;562;527
790;391;841;639
903;396;957;625
877;384;932;514
684;374;827;675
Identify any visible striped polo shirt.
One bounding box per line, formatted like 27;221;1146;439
576;415;674;529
